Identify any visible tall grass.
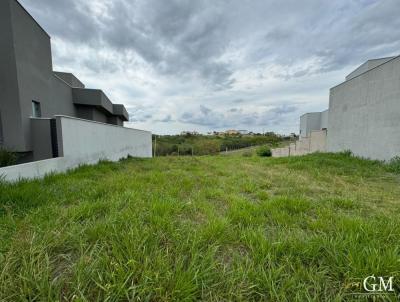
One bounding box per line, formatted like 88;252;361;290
387;156;400;174
0;153;400;300
0;149;17;168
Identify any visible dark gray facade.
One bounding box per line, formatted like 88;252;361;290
0;0;129;160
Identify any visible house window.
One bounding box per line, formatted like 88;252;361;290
0;111;3;144
32;101;41;118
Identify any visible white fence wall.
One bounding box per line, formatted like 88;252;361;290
0;116;152;182
57;116;152;161
272;130;327;158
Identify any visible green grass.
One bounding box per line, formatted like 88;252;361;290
1;153;400;301
153;133;284;156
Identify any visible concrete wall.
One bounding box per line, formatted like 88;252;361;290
0;115;152;182
320;110;329;130
75;106;110;124
346;57;396;81
56;116;152;160
310;130;327;152
328;56;400;161
0;0;25;151
296;137;311;154
299;112;323;138
0;157;71;182
271;147;290;157
272;130;327;158
54;72;85;88
91;108;109;124
48;76;77;118
31;118;53;161
108;116;124;126
11;0;54;151
72;88;114;113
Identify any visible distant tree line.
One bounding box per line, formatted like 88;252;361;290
152;133;290;156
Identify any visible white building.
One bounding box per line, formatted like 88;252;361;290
274;55;400;161
327;56;400;161
299;110;328;138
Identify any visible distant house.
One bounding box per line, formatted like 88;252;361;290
225;130;240;136
0;0;152;171
181;131;200;136
238;130;249;135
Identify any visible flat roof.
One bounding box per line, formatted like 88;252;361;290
331;55;400;90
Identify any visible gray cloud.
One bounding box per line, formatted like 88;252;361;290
18;0;400;133
179;104;300;129
127;106;153;122
20;0;400;78
155;115;174;123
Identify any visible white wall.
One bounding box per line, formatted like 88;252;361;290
328;56;400;161
271;130;326;158
299;112;323;138
310;130;327;152
0;157;76;182
271;147;289;157
57;116;152;161
0;116;152;182
320;110;329;130
346;57;395;81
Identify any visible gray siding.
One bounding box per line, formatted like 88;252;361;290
92;108;109;124
10;0;54;151
54;72;85;88
0;0;25;151
31;118;53;160
108;116;124;126
49;76;77;117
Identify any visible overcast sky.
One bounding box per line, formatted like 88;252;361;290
19;0;400;134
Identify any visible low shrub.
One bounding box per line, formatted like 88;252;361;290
387;156;400;174
0;149;17;168
256;146;272;157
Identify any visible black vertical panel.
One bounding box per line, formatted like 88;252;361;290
50;119;58;158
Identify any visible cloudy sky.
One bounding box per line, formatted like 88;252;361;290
19;0;400;134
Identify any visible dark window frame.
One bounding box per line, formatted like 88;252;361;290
32;100;41;118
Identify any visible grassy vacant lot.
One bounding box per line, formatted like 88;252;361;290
153;133;285;156
1;153;400;301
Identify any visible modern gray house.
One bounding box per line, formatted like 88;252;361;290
274;55;400;161
0;0;131;163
